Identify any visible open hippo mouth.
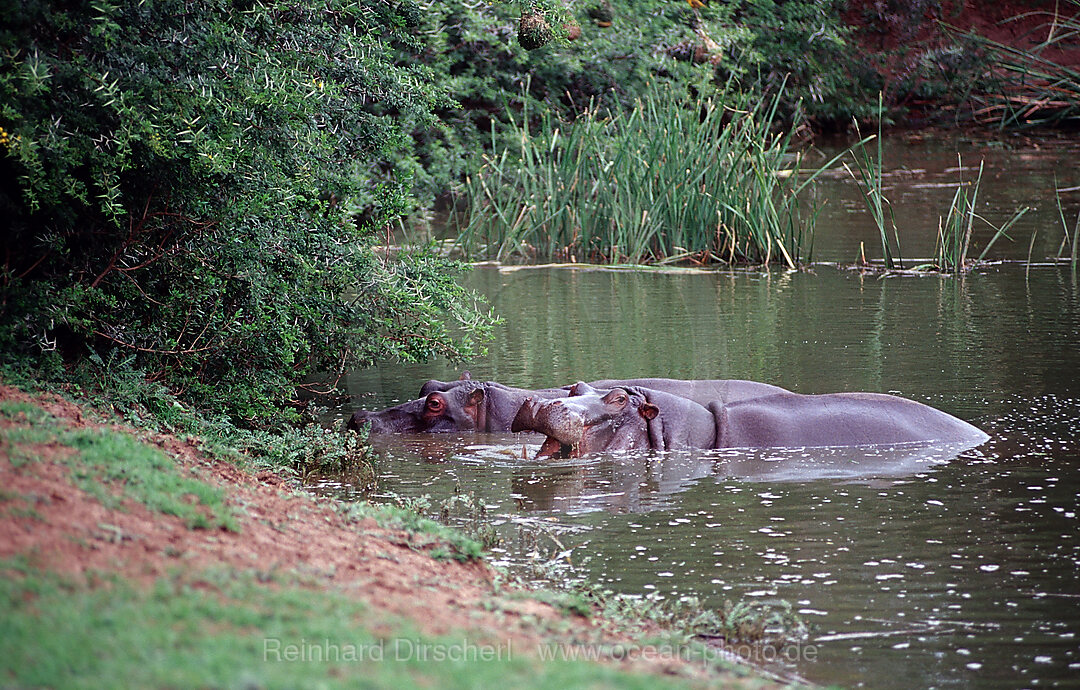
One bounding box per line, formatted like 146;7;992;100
536;435;577;459
511;397;589;459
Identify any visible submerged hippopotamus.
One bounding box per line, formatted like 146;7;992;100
347;373;788;434
511;383;989;458
346;378;556;434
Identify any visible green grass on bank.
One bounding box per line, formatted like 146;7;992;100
0;400;238;531
0;382;803;688
0;358;376;485
0;561;750;690
339;501;487;563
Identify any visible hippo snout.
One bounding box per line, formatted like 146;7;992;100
347;410;372;432
513;398;585;446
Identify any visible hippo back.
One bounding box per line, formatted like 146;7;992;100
711;392;989;448
585;378;787;406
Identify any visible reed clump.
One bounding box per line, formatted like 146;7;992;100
454;85;844;267
844;135;1029;275
1055;183;1080;273
923;157;1029;274
844;94;903;270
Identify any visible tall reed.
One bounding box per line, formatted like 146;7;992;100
926;156;1029;274
843;94;902;269
1055;182;1080;272
454;84;847;267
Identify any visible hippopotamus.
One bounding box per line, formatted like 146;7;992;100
347;378;561;434
511;383;989;458
348;374;788;434
418;375;788;407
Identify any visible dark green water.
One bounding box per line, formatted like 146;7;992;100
330;138;1080;688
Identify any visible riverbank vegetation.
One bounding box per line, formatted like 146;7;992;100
0;1;494;426
925;159;1030;274
4;0;1080;420
438;0;1080;268
0;383;796;688
455;85;848;267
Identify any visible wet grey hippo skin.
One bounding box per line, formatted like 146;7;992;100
347;377;560;434
511;383;990;458
579;378;786;406
707;392;989;448
350;374;787;434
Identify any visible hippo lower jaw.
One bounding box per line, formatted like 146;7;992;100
535;434;587;462
537;435;576;459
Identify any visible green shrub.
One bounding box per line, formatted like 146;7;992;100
263;420;374;483
0;0;493;423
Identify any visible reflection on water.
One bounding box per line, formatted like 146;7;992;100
351;438;980;515
331;140;1080;688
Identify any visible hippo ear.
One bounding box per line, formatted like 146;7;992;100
459;371;472;381
639;403;659;420
466;388;484;405
568;381;593;396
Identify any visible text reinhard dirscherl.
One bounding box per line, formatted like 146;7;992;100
261;637;818;666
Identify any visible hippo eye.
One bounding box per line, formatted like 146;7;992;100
426;397;444;411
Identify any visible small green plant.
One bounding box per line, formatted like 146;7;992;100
920;156;1029;274
384;488;501;549
438;489;501;549
580;587;809;645
1055;182;1080;273
513;589;594;618
844;95;903;269
264;421;374;484
339;501;486;562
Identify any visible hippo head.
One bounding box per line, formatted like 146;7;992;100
417;371;472;398
511;383;658;459
347;384;486;434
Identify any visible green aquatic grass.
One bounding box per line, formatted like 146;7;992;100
842;137;1030;275
0;406;238;531
456;82;849;268
1055;181;1080;272
844;95;902;269
916;157;1029;274
0;563;740;690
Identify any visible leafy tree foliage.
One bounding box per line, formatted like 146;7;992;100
0;0;494;422
391;0;865;204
